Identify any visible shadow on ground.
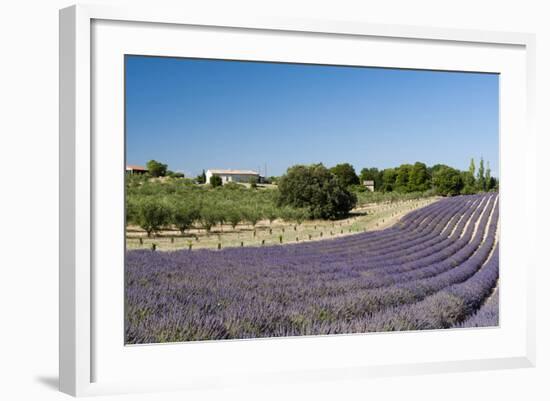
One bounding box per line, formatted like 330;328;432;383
35;376;58;391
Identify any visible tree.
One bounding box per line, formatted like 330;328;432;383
199;203;220;233
460;171;477;195
280;206;309;225
381;168;397;192
469;158;476;177
248;176;258;188
277;164;357;220
172;200;200;235
226;206;243;229
146;160;168;177
330;163;360;187
408;162;430;192
477;157;486;191
488;177;498;191
242;205;263;228
263;206;279;225
209;175;222;187
433;166;464;196
196;169;206;184
394;164;412;192
135;197;171;237
484;162;491;191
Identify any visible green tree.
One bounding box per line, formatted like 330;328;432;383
477;157;486;191
381;168;397;192
280;206;309;225
172;200;200;235
433;166;464;196
460;171;477;195
226;206;243;229
248;176;258;188
394;164;412;192
242;205;263;228
135;197;171;237
277;164;357;220
484;162;491;191
199;203;220;233
196;169;206;184
330;163;360;187
469;158;476;176
408;162;430;192
263;205;279;225
146;160;168;177
209;175;223;187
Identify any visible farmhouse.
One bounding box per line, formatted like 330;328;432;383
363;180;375;192
205;169;259;185
126;165;148;175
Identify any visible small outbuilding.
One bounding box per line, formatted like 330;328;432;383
363;180;375;192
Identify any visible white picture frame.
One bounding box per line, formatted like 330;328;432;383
59;4;536;397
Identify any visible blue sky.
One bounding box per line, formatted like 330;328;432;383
125;55;499;178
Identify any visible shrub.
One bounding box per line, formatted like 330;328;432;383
210;175;223;187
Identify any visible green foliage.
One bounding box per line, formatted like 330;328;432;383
359;167;382;190
433;166;464;196
329;163;360;187
166;170;185;178
264;205;279;224
394;164;412;192
469;158;476;176
223;182;246;190
408;162;431;192
199;202;220;233
484;160;498;191
209;175;223;187
277;164;357;220
477;157;486;191
461;170;477;195
381;168;397;192
172;200;200;234
196;169;207;184
146;160;168;177
135;197;172;237
242;205;263;227
248;176;258;188
226;206;244;229
280;206;309;224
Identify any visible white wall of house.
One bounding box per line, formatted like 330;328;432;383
205;170;259;185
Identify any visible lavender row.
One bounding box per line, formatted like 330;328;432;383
125;194;500;343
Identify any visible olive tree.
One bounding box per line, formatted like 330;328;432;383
135;197;172;237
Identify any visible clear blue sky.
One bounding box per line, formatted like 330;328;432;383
125;55;499;178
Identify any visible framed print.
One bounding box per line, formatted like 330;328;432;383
59;4;536;397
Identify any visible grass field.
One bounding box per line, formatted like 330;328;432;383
126;197;437;251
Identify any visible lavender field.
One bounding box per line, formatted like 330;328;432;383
125;193;499;344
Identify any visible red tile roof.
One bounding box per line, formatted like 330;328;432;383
126;165;148;171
